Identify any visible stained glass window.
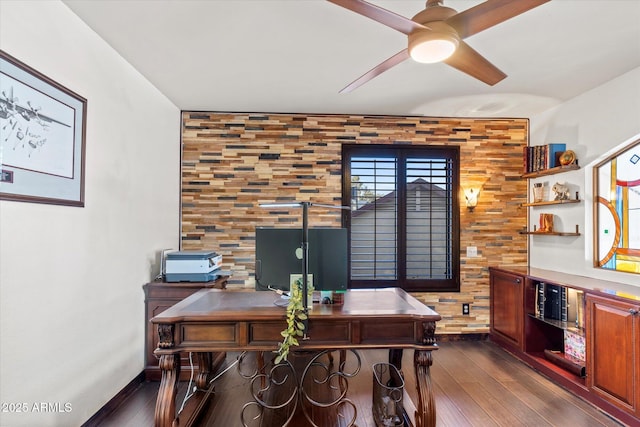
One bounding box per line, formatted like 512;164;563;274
595;138;640;274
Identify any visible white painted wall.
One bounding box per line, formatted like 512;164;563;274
0;1;180;425
530;67;640;287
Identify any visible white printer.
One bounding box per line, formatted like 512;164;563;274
164;250;222;282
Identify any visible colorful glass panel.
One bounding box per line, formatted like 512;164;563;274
595;139;640;274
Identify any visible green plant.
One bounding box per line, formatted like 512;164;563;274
275;279;309;364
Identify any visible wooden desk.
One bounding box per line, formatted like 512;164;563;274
151;287;441;427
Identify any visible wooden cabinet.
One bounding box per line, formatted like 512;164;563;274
586;294;640;417
143;276;228;380
490;267;640;426
489;268;524;350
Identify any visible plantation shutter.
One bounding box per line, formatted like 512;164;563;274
343;144;460;292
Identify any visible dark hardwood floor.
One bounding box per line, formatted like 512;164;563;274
93;340;624;426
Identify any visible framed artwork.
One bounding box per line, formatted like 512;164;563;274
594;138;640;274
0;50;87;206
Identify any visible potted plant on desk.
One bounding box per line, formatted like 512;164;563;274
275;278;309;363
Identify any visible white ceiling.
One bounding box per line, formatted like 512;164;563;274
63;0;640;118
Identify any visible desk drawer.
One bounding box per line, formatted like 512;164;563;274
361;321;416;344
248;321;352;346
181;323;237;346
306;321;351;344
249;322;285;344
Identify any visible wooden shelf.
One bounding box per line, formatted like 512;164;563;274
520;231;581;236
521;199;581;207
523;352;587;387
522;164;580;178
529;314;583;333
520;224;580;236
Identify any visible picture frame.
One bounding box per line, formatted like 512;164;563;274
0;50;87;207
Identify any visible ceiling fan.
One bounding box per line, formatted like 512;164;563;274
327;0;550;93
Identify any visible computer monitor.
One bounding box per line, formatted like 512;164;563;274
255;227;348;292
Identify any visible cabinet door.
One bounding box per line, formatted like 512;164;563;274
586;294;640;416
490;270;524;349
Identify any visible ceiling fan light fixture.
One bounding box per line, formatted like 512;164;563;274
409;29;459;63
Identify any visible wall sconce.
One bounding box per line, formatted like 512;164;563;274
464;188;479;212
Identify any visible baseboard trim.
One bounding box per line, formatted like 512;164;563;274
81;371;145;427
436;333;489;342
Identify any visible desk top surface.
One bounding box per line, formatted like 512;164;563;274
151;287;440;323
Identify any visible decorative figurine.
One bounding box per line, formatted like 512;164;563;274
559;150;576;166
552;182;570;201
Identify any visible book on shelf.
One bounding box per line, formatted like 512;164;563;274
535;283;584;326
542;283;563;320
564;329;586;362
536;282;545;317
547;143;566;168
523;143;567;174
561;285;568;321
567;288;577;324
575;290;585;329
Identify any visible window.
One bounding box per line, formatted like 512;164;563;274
594;138;640;274
342;145;460;292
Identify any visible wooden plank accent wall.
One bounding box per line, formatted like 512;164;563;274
181;112;528;334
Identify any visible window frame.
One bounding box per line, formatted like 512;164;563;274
593;137;640;274
342;144;460;292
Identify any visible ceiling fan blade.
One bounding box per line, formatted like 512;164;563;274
446;0;550;39
443;41;507;86
327;0;426;35
339;49;410;93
